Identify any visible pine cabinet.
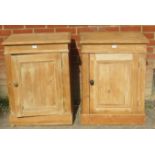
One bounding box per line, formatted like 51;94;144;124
3;33;72;125
80;32;149;125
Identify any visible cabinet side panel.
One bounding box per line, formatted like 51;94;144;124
137;54;146;113
62;53;72;113
54;54;64;113
4;54;16;114
81;54;90;114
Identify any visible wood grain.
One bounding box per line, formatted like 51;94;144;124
4;44;69;55
11;53;65;117
3;33;71;45
80;32;148;125
90;54;133;114
80;114;145;125
80;32;149;44
62;53;72;113
81;54;90;114
4;54;16;114
137;54;146;113
3;33;72;125
81;44;147;53
10;114;72;126
95;53;133;61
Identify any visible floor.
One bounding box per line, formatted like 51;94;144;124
0;101;155;129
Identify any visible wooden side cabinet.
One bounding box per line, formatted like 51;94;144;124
3;33;72;126
80;32;149;125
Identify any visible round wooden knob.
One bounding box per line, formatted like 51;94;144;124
89;80;94;85
13;82;19;87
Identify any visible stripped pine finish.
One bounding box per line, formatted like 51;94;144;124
3;33;72;126
80;32;149;125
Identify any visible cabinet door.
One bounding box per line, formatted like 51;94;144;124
90;54;134;114
11;53;63;117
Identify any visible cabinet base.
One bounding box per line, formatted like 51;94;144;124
80;114;145;125
10;114;72;126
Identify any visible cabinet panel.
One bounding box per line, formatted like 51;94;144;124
90;54;133;114
11;53;63;117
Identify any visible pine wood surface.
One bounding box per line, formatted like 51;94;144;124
3;33;72;126
2;33;71;45
80;32;149;44
80;32;148;125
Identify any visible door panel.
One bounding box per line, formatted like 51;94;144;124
11;53;63;117
90;54;133;114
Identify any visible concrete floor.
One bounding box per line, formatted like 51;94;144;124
0;102;155;129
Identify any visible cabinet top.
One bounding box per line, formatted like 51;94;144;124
80;32;149;44
2;32;71;45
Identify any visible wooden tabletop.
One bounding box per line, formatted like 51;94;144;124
80;32;149;44
2;32;71;45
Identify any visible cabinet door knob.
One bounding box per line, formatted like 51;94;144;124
89;80;94;85
13;82;19;87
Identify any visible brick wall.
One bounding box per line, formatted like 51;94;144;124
0;25;155;103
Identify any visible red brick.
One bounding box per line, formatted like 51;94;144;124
0;25;2;29
0;45;4;50
147;54;155;59
4;25;24;29
144;33;154;39
55;27;76;33
0;30;11;36
25;25;45;28
147;40;155;46
0;50;4;54
13;29;33;34
34;28;54;33
0;43;3;47
68;25;80;27
0;55;4;60
143;26;155;32
147;47;153;52
77;27;97;33
120;26;141;31
98;26;119;31
0;38;3;42
47;25;67;28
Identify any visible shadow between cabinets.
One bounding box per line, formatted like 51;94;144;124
69;39;81;123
